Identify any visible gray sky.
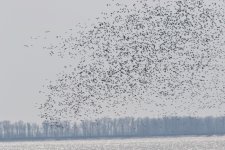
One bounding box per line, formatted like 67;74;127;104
1;0;225;123
0;0;110;123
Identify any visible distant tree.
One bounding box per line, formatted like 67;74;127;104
0;117;225;140
72;122;79;137
2;121;10;139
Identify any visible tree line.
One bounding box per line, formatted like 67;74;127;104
0;116;225;140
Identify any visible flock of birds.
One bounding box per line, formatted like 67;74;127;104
33;0;225;123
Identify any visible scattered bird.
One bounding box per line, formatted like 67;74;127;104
34;0;225;124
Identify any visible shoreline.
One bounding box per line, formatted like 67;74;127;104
0;134;224;143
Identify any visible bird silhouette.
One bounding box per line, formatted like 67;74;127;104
35;0;225;124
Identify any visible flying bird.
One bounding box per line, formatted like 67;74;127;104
36;0;225;124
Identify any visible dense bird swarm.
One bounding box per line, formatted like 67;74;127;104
37;0;225;122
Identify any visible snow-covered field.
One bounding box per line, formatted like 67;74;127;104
0;136;225;150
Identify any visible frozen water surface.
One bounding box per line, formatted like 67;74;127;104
0;136;225;150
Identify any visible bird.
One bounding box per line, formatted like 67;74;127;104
36;0;225;125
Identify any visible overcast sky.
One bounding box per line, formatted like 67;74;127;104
0;0;111;123
1;0;225;123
